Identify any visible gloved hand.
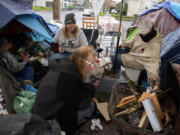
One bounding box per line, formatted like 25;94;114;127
149;77;160;90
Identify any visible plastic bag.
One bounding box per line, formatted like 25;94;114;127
24;84;37;93
13;91;36;113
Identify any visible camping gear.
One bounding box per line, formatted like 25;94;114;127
81;28;99;49
13;90;36;113
0;0;53;42
131;1;180;37
160;28;180;87
108;61;179;135
0;59;22;113
0;113;61;135
24;84;37;93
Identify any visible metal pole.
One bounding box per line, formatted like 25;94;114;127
113;0;124;74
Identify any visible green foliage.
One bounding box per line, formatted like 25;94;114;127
111;14;136;21
99;12;107;16
33;6;52;11
115;2;128;16
109;6;115;12
134;14;138;17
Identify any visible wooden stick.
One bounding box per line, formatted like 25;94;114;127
138;112;148;128
115;104;141;117
151;93;164;120
151;93;164;130
116;96;137;108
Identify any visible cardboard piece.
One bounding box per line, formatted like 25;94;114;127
97;102;110;121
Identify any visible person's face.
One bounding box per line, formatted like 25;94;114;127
84;53;96;74
65;23;76;33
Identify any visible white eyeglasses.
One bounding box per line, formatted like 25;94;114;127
84;60;95;68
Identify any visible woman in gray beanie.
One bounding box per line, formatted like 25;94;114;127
51;13;88;60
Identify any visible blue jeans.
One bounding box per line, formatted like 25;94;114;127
51;53;71;60
111;47;130;72
15;66;34;84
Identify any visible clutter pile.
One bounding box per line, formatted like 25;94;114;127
109;69;178;135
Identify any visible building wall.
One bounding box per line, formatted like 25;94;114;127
45;0;73;8
33;0;46;7
103;0;116;10
126;0;142;16
76;0;83;5
126;0;165;16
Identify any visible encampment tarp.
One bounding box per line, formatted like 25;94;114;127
16;15;52;42
0;0;53;42
138;1;180;21
132;1;180;37
160;27;180;58
0;0;33;29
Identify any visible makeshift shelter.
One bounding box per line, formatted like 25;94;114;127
131;1;180;37
160;27;180;87
0;0;53;113
0;0;53;42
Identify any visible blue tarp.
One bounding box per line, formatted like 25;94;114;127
16;15;52;42
160;28;180;82
47;23;59;35
0;0;53;42
138;1;180;21
160;27;180;58
0;0;33;29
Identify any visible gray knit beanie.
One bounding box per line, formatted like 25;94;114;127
64;13;76;25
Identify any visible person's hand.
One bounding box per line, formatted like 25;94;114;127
59;49;64;53
90;79;100;88
149;77;160;90
119;43;128;48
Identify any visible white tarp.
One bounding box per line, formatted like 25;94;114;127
92;0;106;18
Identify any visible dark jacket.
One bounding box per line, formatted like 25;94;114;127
33;58;95;133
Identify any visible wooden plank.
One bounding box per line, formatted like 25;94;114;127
151;93;164;119
115;104;141;117
138;112;148;128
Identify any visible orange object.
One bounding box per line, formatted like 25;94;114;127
138;92;151;103
116;95;137;108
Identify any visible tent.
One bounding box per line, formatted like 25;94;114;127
131;1;180;37
0;0;53;42
125;2;180;87
160;27;180;86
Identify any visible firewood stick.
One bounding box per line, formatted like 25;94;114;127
116;97;137;108
151;93;164;120
138;112;148;128
115;104;141;117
